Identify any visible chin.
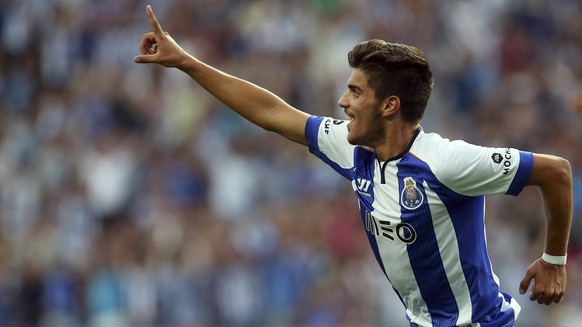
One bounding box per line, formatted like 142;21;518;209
346;134;359;145
347;132;373;148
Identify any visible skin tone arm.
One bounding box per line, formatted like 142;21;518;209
134;5;310;145
519;153;573;305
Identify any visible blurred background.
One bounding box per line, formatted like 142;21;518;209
0;0;581;326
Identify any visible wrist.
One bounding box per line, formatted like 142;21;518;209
541;252;567;265
177;52;196;71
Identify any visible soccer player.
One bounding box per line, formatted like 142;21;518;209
134;5;572;327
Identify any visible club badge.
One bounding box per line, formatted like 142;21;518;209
401;176;424;210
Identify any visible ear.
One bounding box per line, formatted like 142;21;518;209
381;96;400;117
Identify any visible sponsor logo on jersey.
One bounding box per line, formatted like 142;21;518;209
364;210;417;244
356;178;372;197
502;148;512;175
491;153;502;164
401;176;424;210
324;118;331;134
324;118;345;134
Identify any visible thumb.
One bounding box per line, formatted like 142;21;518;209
134;55;155;64
519;269;535;295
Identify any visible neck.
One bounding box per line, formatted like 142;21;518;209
374;123;420;161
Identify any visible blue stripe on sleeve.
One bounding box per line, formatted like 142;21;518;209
506;151;534;196
305;115;323;151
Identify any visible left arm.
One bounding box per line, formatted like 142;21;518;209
519;153;573;305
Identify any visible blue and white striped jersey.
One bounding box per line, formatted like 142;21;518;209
305;116;534;327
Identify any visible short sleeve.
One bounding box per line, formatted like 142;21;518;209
419;138;534;197
305;116;355;179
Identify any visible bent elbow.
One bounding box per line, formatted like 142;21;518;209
555;157;572;185
546;157;572;190
528;154;572;188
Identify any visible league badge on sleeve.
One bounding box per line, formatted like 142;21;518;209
401;176;424;210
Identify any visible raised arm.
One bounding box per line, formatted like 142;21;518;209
134;5;310;145
519;153;572;305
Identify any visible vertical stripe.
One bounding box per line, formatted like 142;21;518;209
408;155;519;325
424;182;473;325
359;205;388;277
373;159;430;326
397;158;460;326
352;152;415;322
352;148;388;278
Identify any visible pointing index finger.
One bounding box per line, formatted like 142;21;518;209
146;5;165;39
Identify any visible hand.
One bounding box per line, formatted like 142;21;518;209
519;258;566;305
134;5;189;68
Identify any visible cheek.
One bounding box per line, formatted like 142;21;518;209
357;108;379;127
354;105;383;139
348;113;373;140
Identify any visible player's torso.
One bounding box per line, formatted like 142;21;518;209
351;147;474;325
308;117;524;325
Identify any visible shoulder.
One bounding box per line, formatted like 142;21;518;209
409;131;492;182
410;131;532;196
410;131;481;162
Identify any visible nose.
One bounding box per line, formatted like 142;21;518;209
338;90;349;109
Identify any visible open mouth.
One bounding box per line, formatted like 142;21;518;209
345;112;354;130
345;111;355;122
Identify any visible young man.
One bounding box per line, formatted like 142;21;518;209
135;5;572;327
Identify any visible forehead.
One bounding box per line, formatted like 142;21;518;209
347;68;371;90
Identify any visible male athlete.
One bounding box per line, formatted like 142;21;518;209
134;5;572;326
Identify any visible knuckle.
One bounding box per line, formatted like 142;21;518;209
531;287;543;298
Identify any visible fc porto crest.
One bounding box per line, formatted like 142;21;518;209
400;176;424;210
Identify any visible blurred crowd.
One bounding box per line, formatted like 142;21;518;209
0;0;581;326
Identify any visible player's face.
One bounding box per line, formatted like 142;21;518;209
338;69;384;146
